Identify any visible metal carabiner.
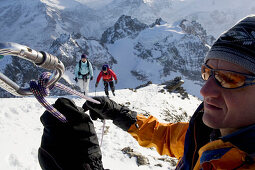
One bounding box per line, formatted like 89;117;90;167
0;42;65;96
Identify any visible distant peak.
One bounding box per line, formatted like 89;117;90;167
150;18;167;27
101;15;148;44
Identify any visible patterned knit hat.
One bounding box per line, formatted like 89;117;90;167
205;15;255;74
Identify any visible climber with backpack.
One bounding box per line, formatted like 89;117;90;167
95;64;117;98
74;54;94;96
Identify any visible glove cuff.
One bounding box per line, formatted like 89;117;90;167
112;106;137;131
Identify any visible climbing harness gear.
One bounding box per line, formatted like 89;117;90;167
0;42;100;122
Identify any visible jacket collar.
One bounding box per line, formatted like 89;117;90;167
221;124;255;154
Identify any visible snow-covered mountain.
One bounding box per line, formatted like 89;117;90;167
1;0;255;98
1;0;255;46
0;13;211;98
103;16;211;97
0;83;202;170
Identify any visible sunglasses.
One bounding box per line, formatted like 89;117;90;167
201;64;255;89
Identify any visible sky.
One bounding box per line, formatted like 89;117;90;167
0;84;201;170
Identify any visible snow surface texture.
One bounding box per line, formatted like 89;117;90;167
0;84;201;170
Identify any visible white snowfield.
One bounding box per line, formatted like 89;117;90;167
0;84;201;170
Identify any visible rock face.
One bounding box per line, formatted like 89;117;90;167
179;19;215;46
149;18;167;27
101;15;148;44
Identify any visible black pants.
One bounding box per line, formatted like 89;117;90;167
104;81;114;96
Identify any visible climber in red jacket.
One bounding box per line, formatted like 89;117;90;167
95;64;118;97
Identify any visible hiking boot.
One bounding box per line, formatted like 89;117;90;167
112;91;115;96
106;95;109;98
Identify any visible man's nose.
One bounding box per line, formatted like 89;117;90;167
200;76;221;98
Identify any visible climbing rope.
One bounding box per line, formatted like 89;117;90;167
30;72;100;123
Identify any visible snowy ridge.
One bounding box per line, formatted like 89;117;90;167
0;84;201;170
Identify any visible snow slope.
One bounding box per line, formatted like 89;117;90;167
0;84;201;170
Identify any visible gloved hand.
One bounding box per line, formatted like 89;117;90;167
95;83;98;88
90;76;93;81
38;98;104;170
74;77;78;83
82;96;137;131
115;79;118;84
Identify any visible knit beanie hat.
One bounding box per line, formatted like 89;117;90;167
81;54;87;59
204;15;255;74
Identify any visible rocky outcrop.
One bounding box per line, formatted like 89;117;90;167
180;19;215;46
101;15;148;44
150;18;167;27
121;147;150;166
162;77;189;99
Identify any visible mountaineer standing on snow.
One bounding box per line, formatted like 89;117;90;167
74;54;93;96
95;64;117;97
38;15;255;169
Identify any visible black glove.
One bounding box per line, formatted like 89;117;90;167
38;98;104;170
90;76;93;81
95;83;98;88
115;79;118;84
74;77;78;83
83;96;137;131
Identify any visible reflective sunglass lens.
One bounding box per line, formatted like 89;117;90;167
201;65;211;81
215;71;245;88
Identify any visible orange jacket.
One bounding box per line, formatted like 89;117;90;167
127;104;255;169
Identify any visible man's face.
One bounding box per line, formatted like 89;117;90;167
200;59;255;130
81;58;87;62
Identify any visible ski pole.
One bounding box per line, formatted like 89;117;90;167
100;119;106;147
94;85;106;147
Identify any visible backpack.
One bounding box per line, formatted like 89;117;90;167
78;60;91;76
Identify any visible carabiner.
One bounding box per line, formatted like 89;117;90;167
0;42;65;96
